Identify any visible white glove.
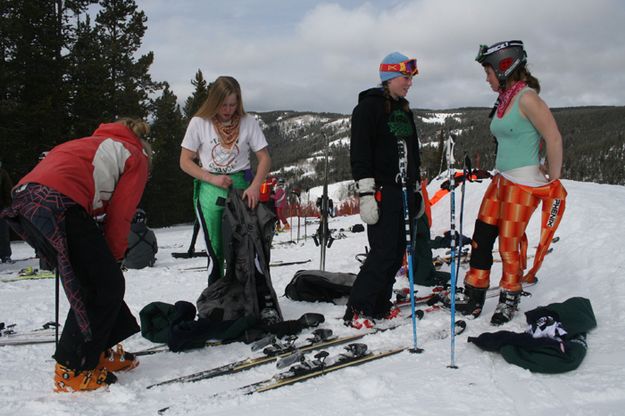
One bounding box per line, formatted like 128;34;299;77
357;178;379;225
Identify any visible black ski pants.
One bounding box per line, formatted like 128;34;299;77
53;206;139;371
348;186;410;318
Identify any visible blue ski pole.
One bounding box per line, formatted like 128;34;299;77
447;131;459;369
397;139;423;354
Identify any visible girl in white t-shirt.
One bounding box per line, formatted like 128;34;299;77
180;76;271;282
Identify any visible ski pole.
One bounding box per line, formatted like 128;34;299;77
319;133;329;271
397;139;423;354
456;153;470;273
447;131;459;369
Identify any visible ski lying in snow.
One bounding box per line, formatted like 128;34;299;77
171;251;208;258
178;259;312;273
1;268;56;283
493;247;553;263
395;279;539;312
155;323;468;413
146;327;391;389
131;339;226;357
228;343;405;396
268;259;312;267
156;343;406;414
393;286;449;309
0;321;60;346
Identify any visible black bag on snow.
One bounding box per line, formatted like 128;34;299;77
285;270;357;303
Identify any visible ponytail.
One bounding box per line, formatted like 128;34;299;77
115;117;150;139
509;65;541;94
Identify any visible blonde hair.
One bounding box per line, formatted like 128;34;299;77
195;76;246;120
115;117;150;139
114;117;153;170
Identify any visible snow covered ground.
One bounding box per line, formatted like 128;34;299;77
1;178;624;416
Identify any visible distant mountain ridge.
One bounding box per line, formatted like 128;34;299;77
253;106;625;188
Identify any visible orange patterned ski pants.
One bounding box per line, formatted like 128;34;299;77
464;175;567;292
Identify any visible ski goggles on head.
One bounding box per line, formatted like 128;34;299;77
379;59;419;77
476;40;524;63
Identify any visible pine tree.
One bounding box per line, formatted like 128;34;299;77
183;69;210;122
142;83;193;227
67;15;110;138
94;0;160;119
0;0;80;179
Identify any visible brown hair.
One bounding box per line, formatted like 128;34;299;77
509;64;541;94
484;63;541;94
381;82;411;113
195;76;246;120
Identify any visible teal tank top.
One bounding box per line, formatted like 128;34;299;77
490;88;541;172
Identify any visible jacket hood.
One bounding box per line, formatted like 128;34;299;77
357;87;385;103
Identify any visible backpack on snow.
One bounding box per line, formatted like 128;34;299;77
196;189;281;323
284;270;357;303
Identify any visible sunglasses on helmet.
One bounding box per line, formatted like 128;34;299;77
379;59;419;77
476;40;525;63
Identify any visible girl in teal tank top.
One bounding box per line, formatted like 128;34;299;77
490;87;541;172
457;40;566;326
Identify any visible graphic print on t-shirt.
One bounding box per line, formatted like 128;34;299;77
208;136;240;173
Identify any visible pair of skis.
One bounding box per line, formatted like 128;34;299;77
155;321;468;414
0;321;60;346
146;325;401;389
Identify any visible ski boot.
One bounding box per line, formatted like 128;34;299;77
455;284;487;318
98;344;139;372
343;307;374;330
490;290;522;326
54;363;117;392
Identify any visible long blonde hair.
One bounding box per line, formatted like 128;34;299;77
195;76;246;120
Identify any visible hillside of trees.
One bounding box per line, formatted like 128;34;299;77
2;1;624;228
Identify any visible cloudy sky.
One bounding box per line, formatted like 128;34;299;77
136;0;625;114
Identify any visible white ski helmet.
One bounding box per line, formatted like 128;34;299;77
476;40;527;87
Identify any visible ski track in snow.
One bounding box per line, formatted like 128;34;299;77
1;179;625;416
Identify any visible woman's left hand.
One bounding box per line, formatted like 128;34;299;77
243;184;261;209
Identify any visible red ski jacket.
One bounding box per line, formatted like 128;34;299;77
18;123;149;260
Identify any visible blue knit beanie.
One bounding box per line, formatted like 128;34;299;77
379;52;410;82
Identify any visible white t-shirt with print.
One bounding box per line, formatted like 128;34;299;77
181;115;268;174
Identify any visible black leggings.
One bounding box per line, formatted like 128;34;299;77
53;206;139;371
347;186;409;317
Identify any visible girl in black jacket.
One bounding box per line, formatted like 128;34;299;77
344;52;422;329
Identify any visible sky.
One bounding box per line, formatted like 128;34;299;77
136;0;625;114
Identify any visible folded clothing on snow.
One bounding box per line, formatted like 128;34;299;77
139;301;325;352
468;297;597;373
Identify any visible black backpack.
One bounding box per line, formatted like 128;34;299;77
284;270;357;303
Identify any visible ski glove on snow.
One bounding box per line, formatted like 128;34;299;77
356;178;378;225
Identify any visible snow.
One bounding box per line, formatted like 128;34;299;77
2;178;625;416
418;112;462;124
